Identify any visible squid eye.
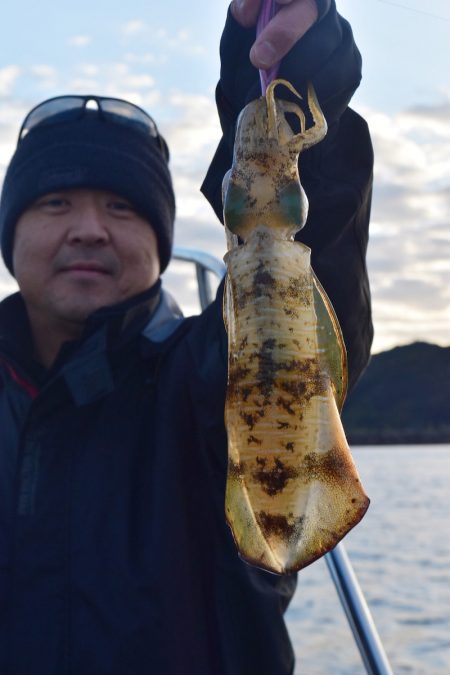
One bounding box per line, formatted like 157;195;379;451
223;182;249;236
278;181;307;229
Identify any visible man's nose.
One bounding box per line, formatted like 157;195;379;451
67;206;110;244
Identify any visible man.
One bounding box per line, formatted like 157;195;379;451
0;1;373;673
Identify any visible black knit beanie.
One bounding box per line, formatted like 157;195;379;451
0;107;175;275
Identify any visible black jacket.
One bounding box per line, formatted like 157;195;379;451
0;3;373;674
0;289;297;675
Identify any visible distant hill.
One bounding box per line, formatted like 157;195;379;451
342;342;450;445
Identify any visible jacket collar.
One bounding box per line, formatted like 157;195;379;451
60;288;185;406
142;288;184;343
0;281;184;393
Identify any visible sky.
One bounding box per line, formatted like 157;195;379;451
0;0;449;354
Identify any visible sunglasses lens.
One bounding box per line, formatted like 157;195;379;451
100;99;159;137
100;98;169;160
20;96;85;139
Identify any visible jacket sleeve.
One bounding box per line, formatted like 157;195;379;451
201;1;374;389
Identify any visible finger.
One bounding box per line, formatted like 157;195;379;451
250;0;319;69
230;0;262;28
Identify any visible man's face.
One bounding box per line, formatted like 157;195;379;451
13;188;161;329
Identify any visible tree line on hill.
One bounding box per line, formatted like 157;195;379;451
342;342;450;445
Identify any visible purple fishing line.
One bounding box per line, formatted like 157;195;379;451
257;0;281;94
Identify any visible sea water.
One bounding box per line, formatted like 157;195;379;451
285;445;450;675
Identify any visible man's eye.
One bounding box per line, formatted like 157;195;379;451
46;199;66;207
36;196;69;209
109;200;135;212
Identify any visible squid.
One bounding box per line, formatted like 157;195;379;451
222;80;369;575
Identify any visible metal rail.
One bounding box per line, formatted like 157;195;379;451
173;247;226;310
171;246;394;675
326;544;393;675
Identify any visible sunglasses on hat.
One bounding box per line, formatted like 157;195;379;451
17;94;169;161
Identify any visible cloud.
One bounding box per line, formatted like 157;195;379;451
30;65;57;80
28;64;58;91
126;74;155;89
124;53;157;65
0;66;21;97
165;92;221;172
67;35;92;48
77;64;99;78
63;63;159;104
121;23;206;59
360;94;450;351
67;79;100;93
403;101;450;137
121;20;147;37
157;91;223;256
167;29;207;57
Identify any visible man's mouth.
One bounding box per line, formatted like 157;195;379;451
61;262;111;275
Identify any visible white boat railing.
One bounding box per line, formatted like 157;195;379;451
172;246;394;675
